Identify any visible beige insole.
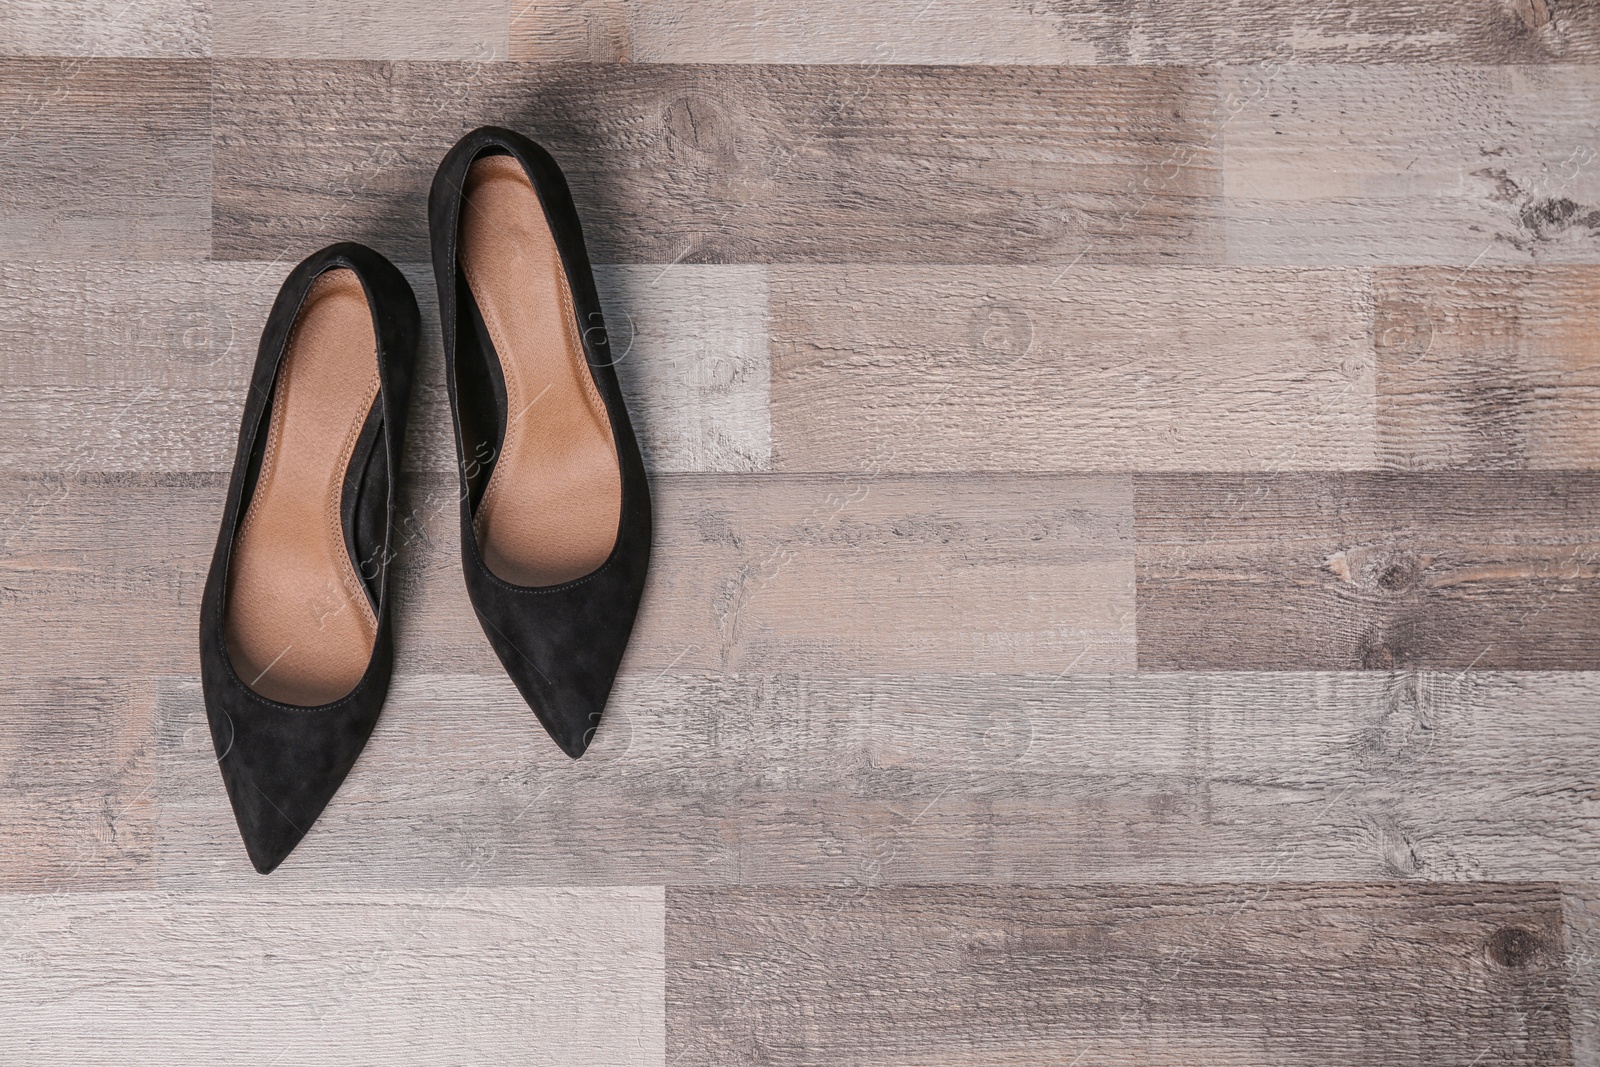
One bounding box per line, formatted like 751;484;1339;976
225;269;381;707
460;153;622;587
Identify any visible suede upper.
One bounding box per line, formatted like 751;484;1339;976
428;126;652;758
198;242;420;874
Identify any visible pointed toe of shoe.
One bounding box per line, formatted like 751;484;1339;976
239;811;304;876
219;754;339;875
477;602;632;760
531;673;606;760
204;684;387;874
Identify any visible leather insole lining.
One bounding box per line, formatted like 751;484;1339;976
225;268;381;707
460;153;622;587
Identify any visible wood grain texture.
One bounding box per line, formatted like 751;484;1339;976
0;679;154;890
0;0;207;57
1566;885;1600;1067
510;0;1600;63
600;264;771;472
398;471;1135;675
0;59;210;258
0;472;1131;678
1377;266;1600;470
1135;472;1600;670
0;888;663;1064
0;261;769;474
1224;65;1600;266
152;670;1600;888
0;261;272;475
7;10;1600;1056
666;883;1571;1066
771;266;1375;472
0;474;218;677
212;61;1220;264
212;0;507;59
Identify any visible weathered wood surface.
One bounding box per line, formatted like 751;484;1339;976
405;471;1135;675
0;679;154;890
0;261;770;474
511;0;1600;64
5;9;1600;1063
0;0;207;57
1135;472;1600;670
16;259;1600;477
211;61;1220;264
666;882;1572;1065
150;670;1600;888
771;265;1375;472
0;59;210;258
0;472;1133;677
1566;885;1600;1067
0;474;219;677
211;0;507;59
1377;266;1600;470
210;61;1600;269
1223;65;1600;266
0;888;664;1065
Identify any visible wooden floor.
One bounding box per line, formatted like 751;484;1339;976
3;2;1600;1063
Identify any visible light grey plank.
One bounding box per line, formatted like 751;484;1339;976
154;671;1600;887
1377;266;1600;470
508;0;1600;63
0;59;210;258
212;0;506;59
0;888;663;1065
0;261;273;475
0;678;155;890
0;474;218;677
0;472;1132;677
771;266;1376;472
667;882;1571;1066
1224;65;1600;265
0;0;208;58
511;0;1101;63
601;265;771;473
1566;884;1600;1067
393;472;1136;676
0;261;770;475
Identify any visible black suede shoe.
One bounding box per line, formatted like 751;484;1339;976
428;126;651;758
199;243;419;874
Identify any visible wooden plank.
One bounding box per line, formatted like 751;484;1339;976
212;0;507;59
0;0;207;57
403;471;1135;675
510;0;1600;63
212;61;1221;264
0;888;663;1064
1377;266;1600;470
0;261;273;476
153;670;1600;887
0;472;1132;677
666;883;1571;1065
599;264;771;472
1223;66;1600;266
0;59;209;258
1134;472;1600;670
0;261;770;474
0;474;218;677
770;265;1376;473
1566;884;1600;1067
0;679;155;891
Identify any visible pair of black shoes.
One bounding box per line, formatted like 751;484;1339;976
198;127;652;874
